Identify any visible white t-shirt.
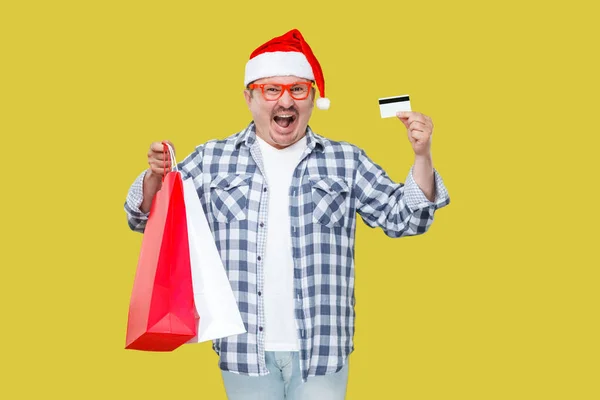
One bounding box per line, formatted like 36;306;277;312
256;134;307;351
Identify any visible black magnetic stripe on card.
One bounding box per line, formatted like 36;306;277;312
378;96;410;105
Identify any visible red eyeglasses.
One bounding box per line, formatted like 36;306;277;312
248;82;313;101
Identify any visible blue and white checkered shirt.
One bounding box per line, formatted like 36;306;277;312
124;122;450;381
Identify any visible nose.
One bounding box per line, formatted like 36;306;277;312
278;89;295;108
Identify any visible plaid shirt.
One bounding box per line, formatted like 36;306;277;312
124;122;450;381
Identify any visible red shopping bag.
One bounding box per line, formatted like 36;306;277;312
125;143;197;351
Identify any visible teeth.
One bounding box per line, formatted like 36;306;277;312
276;114;293;118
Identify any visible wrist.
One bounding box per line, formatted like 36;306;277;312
143;168;163;194
414;153;433;167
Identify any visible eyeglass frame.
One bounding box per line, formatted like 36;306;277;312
247;81;314;101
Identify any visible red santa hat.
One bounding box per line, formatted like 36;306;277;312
244;29;330;110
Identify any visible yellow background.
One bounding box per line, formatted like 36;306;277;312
1;0;598;399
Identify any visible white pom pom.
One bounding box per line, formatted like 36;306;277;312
316;97;330;110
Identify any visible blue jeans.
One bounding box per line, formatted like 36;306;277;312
220;351;349;400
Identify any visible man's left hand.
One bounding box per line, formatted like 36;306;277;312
396;111;433;157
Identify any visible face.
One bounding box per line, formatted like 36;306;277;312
244;76;315;149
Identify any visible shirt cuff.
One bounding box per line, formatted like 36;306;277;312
125;169;150;220
404;166;450;211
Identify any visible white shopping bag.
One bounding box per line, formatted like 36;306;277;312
181;177;247;343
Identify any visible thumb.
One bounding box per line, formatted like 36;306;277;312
396;112;410;129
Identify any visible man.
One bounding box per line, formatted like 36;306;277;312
124;29;450;400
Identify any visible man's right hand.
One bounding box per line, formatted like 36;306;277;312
140;141;175;213
147;140;176;178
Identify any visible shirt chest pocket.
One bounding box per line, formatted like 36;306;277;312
310;176;350;228
209;174;252;223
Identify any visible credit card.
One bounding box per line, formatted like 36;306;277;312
379;95;411;118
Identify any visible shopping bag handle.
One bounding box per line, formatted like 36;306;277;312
161;141;178;180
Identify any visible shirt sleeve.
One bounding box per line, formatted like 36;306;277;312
354;149;450;238
403;165;451;211
124;169;150;233
123;145;205;233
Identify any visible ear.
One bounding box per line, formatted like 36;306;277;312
243;89;252;108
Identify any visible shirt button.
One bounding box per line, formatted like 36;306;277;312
259;326;263;332
258;291;262;296
263;187;267;192
258;256;262;261
260;222;264;227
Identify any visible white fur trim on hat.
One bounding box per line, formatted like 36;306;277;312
316;97;330;110
244;51;314;86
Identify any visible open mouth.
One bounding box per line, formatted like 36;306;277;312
273;114;297;128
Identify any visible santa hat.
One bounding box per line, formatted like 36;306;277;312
244;29;330;110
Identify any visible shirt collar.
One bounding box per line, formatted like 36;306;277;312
235;121;324;152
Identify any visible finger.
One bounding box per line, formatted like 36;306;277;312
427;117;434;132
150;142;164;152
408;125;427;136
410;130;428;142
149;165;166;176
408;123;427;135
396;111;415;119
148;149;162;161
148;166;171;177
149;154;173;165
148;151;171;163
399;111;422;117
149;152;172;164
408;120;428;130
402;112;429;125
408;127;429;140
149;141;176;153
149;166;171;178
148;141;177;162
411;114;428;126
421;115;433;130
396;113;411;129
422;114;433;125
